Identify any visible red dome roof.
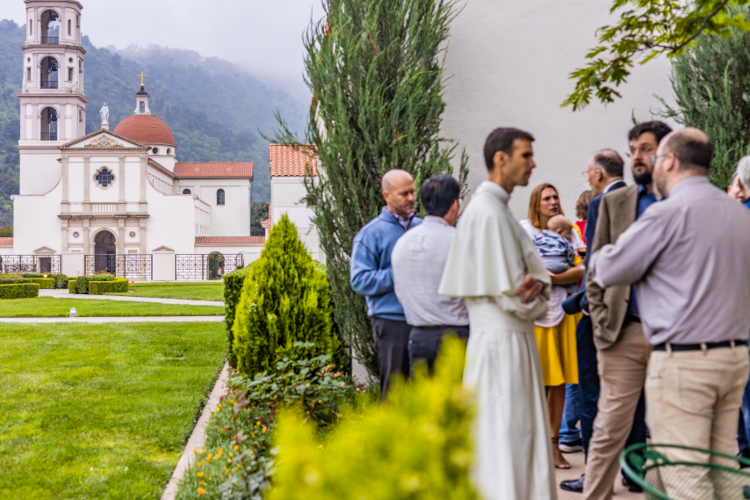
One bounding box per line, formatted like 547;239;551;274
113;115;176;145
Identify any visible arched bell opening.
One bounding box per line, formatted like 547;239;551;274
40;56;58;89
41;10;60;44
40;106;58;141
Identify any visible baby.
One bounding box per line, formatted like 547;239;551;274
533;215;578;294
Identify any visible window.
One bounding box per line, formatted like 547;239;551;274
29;22;32;35
26;68;31;81
139;102;145;113
217;189;225;206
79;109;82;122
68;67;74;81
167;148;171;155
96;168;114;187
182;189;191;195
68;20;71;35
76;14;79;28
152;147;159;154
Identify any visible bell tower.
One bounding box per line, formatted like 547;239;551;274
17;0;90;195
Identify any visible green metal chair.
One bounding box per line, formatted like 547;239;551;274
620;443;750;499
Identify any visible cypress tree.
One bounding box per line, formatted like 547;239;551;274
232;215;336;376
660;6;750;189
271;0;468;379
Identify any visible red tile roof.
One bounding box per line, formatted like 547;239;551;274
113;115;176;145
195;237;265;244
0;237;12;245
175;163;254;179
268;144;317;177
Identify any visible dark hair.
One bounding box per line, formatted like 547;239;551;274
628;121;673;145
665;132;714;171
592;149;625;178
484;127;535;171
420;175;460;217
575;190;593;221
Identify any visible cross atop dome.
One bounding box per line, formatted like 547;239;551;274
134;72;151;115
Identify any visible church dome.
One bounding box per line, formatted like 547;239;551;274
113;115;176;145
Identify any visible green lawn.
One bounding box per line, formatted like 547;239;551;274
107;282;225;302
0;298;223;317
0;322;227;499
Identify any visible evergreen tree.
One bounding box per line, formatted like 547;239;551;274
660;6;750;189
271;0;468;379
250;200;270;236
232;215;337;377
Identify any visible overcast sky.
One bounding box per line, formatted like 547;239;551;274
0;0;325;102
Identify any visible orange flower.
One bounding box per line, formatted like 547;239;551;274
198;471;204;478
198;486;206;496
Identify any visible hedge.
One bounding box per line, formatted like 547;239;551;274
68;279;77;293
27;278;54;289
73;274;117;294
0;283;39;299
89;278;129;295
0;278;31;284
23;273;68;289
223;266;251;367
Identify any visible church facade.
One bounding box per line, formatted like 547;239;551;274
8;0;269;280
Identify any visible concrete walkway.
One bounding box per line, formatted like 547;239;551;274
0;316;224;323
39;289;224;307
556;450;642;499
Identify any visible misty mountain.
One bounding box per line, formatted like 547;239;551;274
0;19;307;225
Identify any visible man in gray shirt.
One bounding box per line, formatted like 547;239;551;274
392;175;469;374
590;128;750;499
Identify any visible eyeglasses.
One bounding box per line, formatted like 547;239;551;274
626;146;656;158
649;153;668;165
581;170;590;179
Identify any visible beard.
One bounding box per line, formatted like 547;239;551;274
633;168;652;186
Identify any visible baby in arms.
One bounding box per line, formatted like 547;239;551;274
532;215;579;294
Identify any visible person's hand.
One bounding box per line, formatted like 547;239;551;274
516;275;544;304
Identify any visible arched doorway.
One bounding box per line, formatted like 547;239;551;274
94;230;117;273
207;251;225;280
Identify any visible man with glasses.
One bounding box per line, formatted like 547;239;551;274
580;121;672;500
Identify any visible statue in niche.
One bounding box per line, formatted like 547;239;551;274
100;102;109;125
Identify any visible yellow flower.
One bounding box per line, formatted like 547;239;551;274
198;487;206;496
227;459;231;463
256;421;261;427
193;448;198;454
337;414;342;418
233;445;239;451
198;471;204;478
199;480;205;486
207;454;213;461
229;453;233;457
262;427;267;434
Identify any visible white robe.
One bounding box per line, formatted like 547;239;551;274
439;181;557;500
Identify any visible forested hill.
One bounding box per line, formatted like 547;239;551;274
0;19;307;225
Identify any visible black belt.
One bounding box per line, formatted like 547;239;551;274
653;340;747;352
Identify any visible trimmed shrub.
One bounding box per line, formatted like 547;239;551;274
75;274;116;294
89;278;129;295
25;273;69;289
223;266;251;367
68;279;77;293
232;215;337;376
0;277;31;284
27;278;54;289
0;283;39;299
269;338;476;500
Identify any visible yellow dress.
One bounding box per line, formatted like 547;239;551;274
534;312;581;387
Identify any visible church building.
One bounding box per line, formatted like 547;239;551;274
7;0;273;280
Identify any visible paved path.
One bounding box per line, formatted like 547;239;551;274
0;316;224;323
39;289;224;307
556;449;642;500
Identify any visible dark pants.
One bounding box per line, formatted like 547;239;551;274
575;314;648;463
737;348;750;457
372;317;411;400
409;325;470;375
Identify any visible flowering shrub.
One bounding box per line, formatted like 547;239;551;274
269;337;476;500
175;346;366;500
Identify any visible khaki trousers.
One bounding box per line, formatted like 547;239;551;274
646;346;750;500
583;322;652;500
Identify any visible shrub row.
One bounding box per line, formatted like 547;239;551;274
27;278;54;289
69;274;117;294
0;283;39;299
22;273;68;289
88;278;129;295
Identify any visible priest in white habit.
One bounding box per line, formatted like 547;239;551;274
439;127;556;500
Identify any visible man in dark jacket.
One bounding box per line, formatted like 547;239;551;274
350;169;422;398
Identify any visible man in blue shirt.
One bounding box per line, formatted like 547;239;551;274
350;169;422;398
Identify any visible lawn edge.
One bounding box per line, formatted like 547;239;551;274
161;362;229;500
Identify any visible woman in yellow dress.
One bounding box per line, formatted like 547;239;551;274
520;183;584;470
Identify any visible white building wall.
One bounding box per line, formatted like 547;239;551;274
12;181;63;254
88;157;119;203
441;0;677;218
145;182;196;254
176;178;251;236
271;177;320;260
19;151;62;195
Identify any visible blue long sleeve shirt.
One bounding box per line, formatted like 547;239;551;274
350;207;422;321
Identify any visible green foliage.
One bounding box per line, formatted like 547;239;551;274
564;0;750;110
74;274;116;294
26;278;54;289
269;0;469;379
67;279;77;294
175;350;364;500
0;283;39;299
0;224;12;236
232;215;336;377
0;275;31;284
251;200;270;236
0;297;222;317
270;337;475;500
88;278;129;295
658;6;750;189
23;273;67;289
223;267;252;368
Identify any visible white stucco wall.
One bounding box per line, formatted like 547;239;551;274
145;182;196;254
177;179;251;236
271;177;320;259
19;151;62;195
12;181;63;254
441;0;678;218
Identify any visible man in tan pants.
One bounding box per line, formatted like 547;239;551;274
590;128;750;500
583;121;672;499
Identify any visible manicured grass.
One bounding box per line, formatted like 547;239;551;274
0;298;223;317
0;322;226;499
107;282;225;302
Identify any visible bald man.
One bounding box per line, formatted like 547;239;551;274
350;169;422;398
590;128;750;499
